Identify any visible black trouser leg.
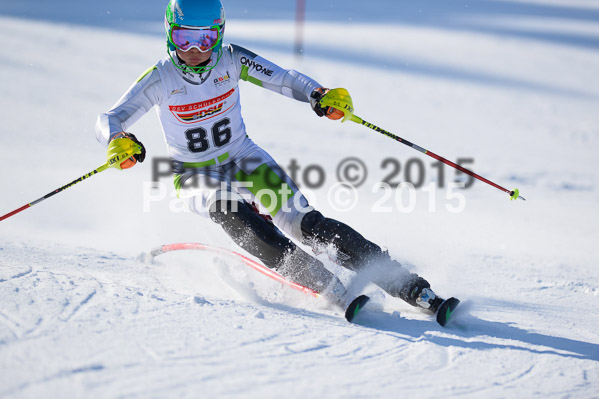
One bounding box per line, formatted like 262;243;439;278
209;199;335;293
300;210;430;306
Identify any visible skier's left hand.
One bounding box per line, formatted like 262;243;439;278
109;132;146;170
310;88;345;120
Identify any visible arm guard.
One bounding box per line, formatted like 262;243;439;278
228;44;321;103
95;66;162;146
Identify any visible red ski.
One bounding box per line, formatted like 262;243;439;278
149;242;320;298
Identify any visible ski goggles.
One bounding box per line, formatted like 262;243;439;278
168;25;222;53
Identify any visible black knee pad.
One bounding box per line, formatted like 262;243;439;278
300;210;383;270
300;210;326;235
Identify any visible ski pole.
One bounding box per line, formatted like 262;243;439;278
0;138;142;222
320;88;526;201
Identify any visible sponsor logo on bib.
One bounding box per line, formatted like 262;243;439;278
169;88;236;124
213;72;231;87
169;86;187;97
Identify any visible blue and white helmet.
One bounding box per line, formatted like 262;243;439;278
165;0;226;74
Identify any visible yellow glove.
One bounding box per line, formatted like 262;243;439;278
107;132;146;170
310;88;345;120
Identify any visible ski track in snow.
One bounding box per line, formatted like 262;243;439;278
0;242;598;398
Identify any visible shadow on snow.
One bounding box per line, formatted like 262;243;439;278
354;299;599;362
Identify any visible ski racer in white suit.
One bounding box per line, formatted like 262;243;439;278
96;0;443;312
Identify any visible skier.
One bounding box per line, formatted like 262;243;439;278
96;0;444;314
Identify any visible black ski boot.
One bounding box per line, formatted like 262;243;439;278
413;287;444;312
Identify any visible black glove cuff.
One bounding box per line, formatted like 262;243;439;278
310;90;328;117
120;132;146;163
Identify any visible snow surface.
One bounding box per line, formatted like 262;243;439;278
1;0;599;397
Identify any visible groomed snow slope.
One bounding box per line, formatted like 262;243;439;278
1;1;599;398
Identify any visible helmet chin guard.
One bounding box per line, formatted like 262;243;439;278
164;0;226;75
166;44;223;76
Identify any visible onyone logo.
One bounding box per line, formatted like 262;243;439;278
240;57;274;77
169;88;236;124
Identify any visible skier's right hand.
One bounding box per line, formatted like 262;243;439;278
310;88;345;121
108;132;146;170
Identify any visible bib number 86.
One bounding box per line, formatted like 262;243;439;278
185;118;232;153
